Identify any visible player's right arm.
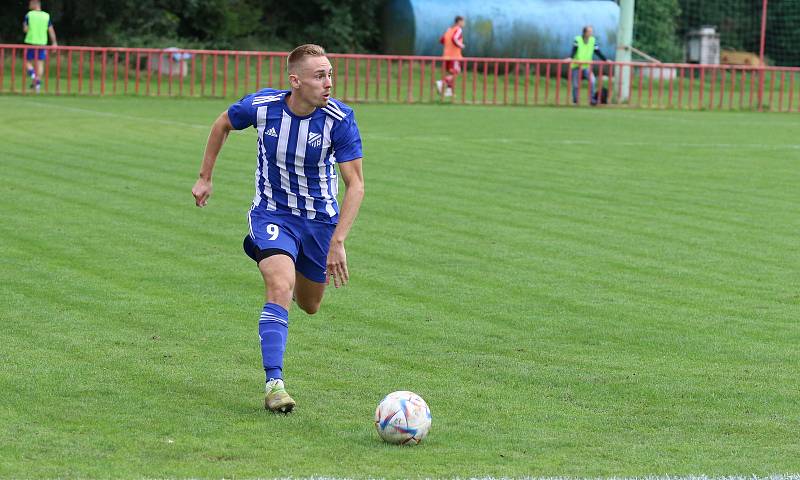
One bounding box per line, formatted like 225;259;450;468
192;110;234;207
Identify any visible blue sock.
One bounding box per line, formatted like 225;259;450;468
258;303;288;381
27;67;35;79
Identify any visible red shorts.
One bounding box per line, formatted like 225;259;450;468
445;61;461;74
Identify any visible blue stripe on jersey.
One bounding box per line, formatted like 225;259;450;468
227;88;363;223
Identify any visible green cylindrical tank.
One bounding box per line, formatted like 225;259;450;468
382;0;619;60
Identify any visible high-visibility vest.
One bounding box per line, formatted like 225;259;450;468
24;10;50;46
571;35;595;69
442;26;463;59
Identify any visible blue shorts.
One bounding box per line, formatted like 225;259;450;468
245;206;336;283
25;48;47;61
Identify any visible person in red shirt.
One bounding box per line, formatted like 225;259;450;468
436;15;465;98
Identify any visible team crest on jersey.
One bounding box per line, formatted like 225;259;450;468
307;132;322;148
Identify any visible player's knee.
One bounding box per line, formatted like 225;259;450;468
266;281;293;305
296;298;321;315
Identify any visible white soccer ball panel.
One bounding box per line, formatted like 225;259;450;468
374;391;432;445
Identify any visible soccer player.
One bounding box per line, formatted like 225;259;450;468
191;44;365;413
436;15;465;98
567;25;607;105
22;0;58;93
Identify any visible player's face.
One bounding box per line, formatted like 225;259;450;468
296;56;333;108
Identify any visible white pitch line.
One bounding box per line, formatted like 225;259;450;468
2;98;210;130
368;133;800;151
229;476;800;480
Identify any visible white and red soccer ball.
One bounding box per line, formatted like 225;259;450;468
374;391;432;445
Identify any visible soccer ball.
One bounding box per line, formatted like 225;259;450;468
374;391;432;445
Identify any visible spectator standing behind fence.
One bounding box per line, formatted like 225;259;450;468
436;15;465;98
566;25;606;105
22;0;57;93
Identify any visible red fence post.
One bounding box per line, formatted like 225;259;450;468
698;68;705;110
101;50;106;95
112;51;118;94
555;63;562;106
279;54;284;90
157;52;163;96
406;59;412;103
268;55;273;88
708;68;716;110
147;52;153;96
767;69;776;111
1;48;5;93
740;68;746;110
212;54;217;96
11;47;16;94
223;54;228;97
79;50;85;94
244;54;250;94
376;58;381;101
395;58;401;103
386;59;391;102
503;61;509;104
44;47;50;92
201;54;207;96
233;54;239;97
255;54;261;92
355;57;361;101
56;48;61;94
524;62;530;105
428;59;434;102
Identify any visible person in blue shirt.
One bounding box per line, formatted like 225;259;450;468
191;44;365;413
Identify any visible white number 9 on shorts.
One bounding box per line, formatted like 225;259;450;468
266;223;280;240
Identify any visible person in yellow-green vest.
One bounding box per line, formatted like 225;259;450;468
22;0;58;92
567;25;607;105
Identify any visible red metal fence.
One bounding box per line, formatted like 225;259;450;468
2;44;799;112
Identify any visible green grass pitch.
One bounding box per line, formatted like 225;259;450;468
1;95;799;478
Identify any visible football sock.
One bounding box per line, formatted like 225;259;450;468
258;302;288;381
27;67;36;79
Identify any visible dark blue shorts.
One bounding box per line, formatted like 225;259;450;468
245;206;336;283
25;48;47;61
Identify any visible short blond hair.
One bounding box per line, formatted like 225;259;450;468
287;44;327;74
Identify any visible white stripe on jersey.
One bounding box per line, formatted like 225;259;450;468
276;111;301;216
322;102;345;120
255;106;276;210
252;94;284;105
293;118;317;220
326;100;345;117
317;116;337;218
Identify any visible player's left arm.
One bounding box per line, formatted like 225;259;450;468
23;15;28;33
48;24;58;46
327;158;364;288
594;44;607;61
453;27;465;49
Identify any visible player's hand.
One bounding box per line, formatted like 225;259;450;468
192;177;212;207
326;241;348;288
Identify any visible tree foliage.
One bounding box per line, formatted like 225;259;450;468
0;0;387;52
633;0;683;62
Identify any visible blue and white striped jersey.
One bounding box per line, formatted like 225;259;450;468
227;88;363;224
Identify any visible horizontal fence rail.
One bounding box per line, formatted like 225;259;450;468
2;44;799;112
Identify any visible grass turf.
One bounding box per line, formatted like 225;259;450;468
0;95;799;478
